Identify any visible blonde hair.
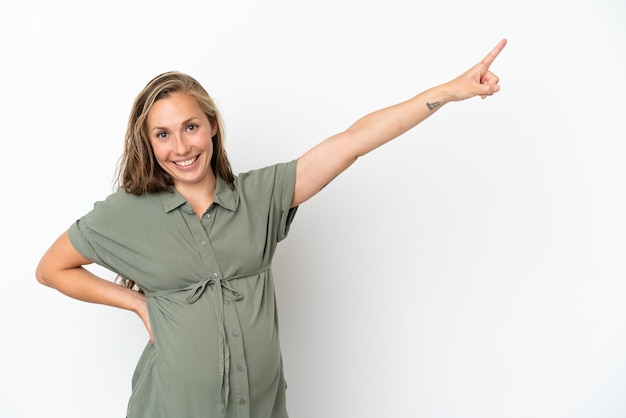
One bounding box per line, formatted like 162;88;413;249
117;71;235;194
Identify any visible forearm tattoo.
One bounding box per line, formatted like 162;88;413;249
426;101;441;110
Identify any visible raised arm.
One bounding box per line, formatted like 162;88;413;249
291;38;507;207
36;231;153;342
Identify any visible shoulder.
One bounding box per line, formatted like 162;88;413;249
229;160;297;209
235;160;297;188
93;188;154;208
83;188;168;222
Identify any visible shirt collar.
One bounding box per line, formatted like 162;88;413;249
212;175;238;211
159;175;238;213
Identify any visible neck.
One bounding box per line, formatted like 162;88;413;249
175;175;217;218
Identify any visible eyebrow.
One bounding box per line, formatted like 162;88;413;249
150;117;201;133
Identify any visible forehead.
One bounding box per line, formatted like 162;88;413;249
147;92;206;127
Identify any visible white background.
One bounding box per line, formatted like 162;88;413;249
2;1;626;417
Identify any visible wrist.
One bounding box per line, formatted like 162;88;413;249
432;83;456;103
422;85;454;112
123;286;147;314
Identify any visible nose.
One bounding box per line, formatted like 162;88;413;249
173;132;191;155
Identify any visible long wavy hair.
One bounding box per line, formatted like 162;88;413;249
115;71;235;291
116;71;235;195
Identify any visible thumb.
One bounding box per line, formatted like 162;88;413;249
480;83;500;97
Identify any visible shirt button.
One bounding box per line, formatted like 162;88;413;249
205;213;211;219
224;300;230;305
212;272;218;278
232;330;239;337
200;241;206;247
238;398;246;405
236;364;244;372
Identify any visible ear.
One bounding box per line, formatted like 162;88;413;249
210;120;218;137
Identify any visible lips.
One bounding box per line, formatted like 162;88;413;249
173;156;199;167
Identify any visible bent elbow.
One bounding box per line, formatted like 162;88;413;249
35;262;52;287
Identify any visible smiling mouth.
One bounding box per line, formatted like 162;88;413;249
174;156;199;167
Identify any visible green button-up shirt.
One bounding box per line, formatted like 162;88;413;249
69;161;298;418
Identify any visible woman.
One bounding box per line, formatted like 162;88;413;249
36;39;506;418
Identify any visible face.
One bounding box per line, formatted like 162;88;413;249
147;92;218;191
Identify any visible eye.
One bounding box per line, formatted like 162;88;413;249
186;124;198;132
156;131;168;139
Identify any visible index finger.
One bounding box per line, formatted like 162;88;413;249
481;38;507;68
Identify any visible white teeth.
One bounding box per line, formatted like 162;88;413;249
175;157;197;167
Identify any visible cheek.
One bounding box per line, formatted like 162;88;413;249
149;141;167;161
